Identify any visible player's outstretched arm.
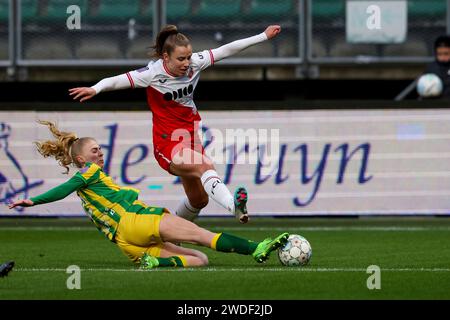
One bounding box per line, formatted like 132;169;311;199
211;25;281;62
69;73;133;102
69;87;96;102
8;199;34;209
9;177;84;209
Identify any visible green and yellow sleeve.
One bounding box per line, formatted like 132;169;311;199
30;175;86;205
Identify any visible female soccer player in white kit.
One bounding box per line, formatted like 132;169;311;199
69;24;281;224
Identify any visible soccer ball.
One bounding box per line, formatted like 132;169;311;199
417;73;443;98
278;234;312;266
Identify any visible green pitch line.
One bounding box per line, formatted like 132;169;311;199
1;217;450;299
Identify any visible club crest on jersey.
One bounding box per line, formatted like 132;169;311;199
163;84;194;101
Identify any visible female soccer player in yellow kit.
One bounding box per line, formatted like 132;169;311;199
8;120;288;269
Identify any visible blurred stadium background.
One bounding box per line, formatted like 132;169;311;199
0;0;447;82
1;0;450;301
1;0;449;216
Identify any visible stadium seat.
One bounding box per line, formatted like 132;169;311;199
246;0;294;19
95;0;140;21
75;37;122;59
20;0;39;22
167;0;191;21
138;0;153;22
44;0;88;21
194;0;241;21
311;0;344;20
0;0;8;23
408;0;446;18
24;37;73;59
0;0;36;23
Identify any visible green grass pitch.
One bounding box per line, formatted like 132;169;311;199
1;217;450;300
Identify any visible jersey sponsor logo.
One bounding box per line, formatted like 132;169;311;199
163;84;194;101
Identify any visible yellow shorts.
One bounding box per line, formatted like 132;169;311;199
115;207;170;263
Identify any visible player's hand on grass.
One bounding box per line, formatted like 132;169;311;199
8;199;34;209
69;87;96;102
264;25;281;40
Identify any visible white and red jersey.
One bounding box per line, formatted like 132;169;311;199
125;49;215;140
90;32;268;171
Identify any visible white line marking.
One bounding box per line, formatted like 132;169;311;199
1;226;450;232
206;226;450;232
14;267;450;273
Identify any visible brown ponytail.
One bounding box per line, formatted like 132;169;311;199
34;120;91;174
151;24;190;58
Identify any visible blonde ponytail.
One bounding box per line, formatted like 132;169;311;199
34;120;79;174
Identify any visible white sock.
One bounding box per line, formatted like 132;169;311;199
175;197;201;222
201;170;235;214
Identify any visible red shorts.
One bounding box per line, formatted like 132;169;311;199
153;130;204;173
